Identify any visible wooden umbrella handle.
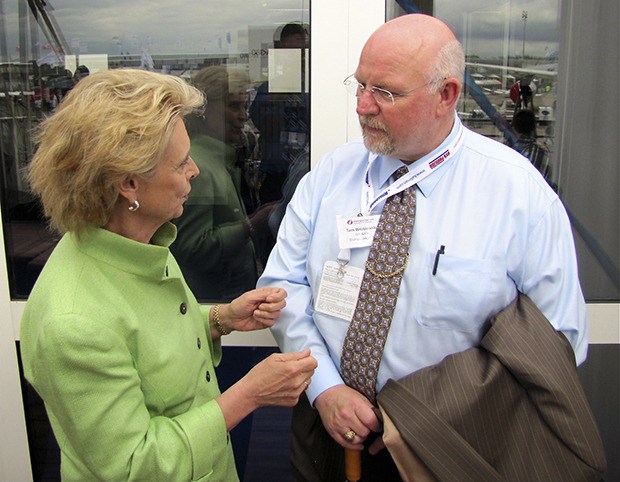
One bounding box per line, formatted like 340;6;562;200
345;448;362;482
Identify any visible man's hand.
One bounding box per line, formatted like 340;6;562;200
314;384;382;450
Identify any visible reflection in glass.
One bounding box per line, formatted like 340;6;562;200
0;0;310;300
388;1;618;301
249;22;310;206
171;66;272;302
389;1;559;180
2;1;310;478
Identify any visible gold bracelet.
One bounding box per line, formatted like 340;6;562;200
211;304;230;336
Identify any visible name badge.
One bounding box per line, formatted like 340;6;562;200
337;215;379;249
314;261;364;321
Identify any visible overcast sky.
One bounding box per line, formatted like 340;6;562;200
3;0;309;57
436;0;560;58
2;0;558;60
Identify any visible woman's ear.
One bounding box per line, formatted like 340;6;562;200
117;176;138;203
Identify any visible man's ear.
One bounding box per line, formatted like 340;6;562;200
436;78;461;117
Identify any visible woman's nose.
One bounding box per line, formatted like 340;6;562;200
188;157;199;179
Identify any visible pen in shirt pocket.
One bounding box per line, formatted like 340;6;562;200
432;245;445;275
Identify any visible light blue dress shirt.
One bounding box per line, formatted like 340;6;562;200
258;117;588;404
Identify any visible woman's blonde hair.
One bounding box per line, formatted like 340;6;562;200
27;68;204;235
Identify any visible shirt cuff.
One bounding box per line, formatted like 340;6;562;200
305;353;345;405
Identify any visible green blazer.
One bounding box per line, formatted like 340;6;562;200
20;223;238;481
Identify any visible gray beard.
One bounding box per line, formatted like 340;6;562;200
362;130;396;156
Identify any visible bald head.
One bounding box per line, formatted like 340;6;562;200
372;13;458;47
361;14;463;88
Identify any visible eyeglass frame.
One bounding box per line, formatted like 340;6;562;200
343;74;445;106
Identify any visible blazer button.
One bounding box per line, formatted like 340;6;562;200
197;337;201;349
179;303;187;315
206;370;211;382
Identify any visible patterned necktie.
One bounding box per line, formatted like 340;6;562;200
340;167;416;404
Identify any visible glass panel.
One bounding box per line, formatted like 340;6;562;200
1;1;310;477
387;0;619;302
0;0;310;302
389;1;559;179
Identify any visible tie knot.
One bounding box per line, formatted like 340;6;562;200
394;166;409;180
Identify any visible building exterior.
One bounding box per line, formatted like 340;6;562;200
0;1;617;480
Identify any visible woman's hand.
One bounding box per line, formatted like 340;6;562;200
215;287;287;335
243;349;317;407
217;349;317;431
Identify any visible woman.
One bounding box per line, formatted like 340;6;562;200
20;68;316;481
172;66;273;301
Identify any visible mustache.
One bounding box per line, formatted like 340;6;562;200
359;116;388;132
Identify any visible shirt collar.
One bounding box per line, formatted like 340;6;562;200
367;153;407;190
368;116;463;197
413;117;462;198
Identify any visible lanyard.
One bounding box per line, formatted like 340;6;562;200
360;122;465;216
338;121;465;267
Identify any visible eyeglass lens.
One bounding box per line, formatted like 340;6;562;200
344;77;394;105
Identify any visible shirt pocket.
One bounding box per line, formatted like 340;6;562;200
416;253;498;332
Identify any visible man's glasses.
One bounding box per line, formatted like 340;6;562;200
343;74;443;106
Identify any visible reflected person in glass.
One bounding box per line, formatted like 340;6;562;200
508;108;553;185
20;68;316;482
172;66;275;302
249;21;310;206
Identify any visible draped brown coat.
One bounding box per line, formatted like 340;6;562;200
377;294;607;482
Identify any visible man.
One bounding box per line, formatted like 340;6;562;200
258;14;588;481
249;22;310;205
510;108;552;182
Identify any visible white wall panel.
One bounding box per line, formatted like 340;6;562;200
0;222;33;480
310;0;384;168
